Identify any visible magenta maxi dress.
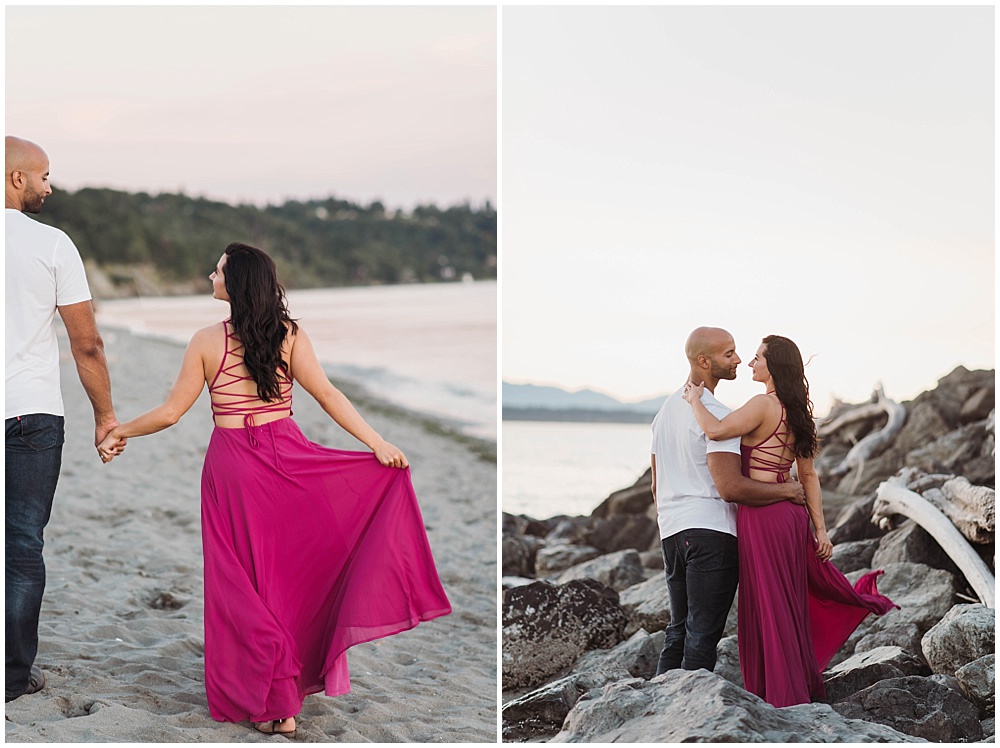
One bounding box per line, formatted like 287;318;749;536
199;322;452;722
736;407;897;708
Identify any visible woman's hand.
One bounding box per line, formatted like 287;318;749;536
814;528;833;562
98;432;127;464
372;439;409;469
682;381;705;404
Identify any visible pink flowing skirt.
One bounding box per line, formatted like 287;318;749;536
199;417;452;722
737;501;897;708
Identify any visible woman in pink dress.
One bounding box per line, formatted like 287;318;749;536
683;335;895;708
98;242;451;736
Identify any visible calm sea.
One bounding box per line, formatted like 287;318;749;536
502;420;653;519
95;281;497;441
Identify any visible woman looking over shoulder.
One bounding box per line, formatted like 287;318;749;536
683;335;896;709
99;242;451;737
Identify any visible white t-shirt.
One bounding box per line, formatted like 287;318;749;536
5;209;93;418
650;386;742;540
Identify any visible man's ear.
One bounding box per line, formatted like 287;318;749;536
10;169;24;188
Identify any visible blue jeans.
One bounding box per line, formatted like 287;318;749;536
655;528;738;675
6;414;64;699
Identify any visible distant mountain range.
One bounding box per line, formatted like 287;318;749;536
502;382;668;423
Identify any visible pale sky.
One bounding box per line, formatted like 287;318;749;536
6;5;496;209
502;5;994;417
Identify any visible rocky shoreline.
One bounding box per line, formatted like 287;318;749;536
502;366;995;743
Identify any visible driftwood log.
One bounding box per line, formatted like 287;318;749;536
819;384;907;480
890;468;995;544
873;475;995;607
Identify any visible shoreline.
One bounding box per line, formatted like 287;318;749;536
4;329;498;742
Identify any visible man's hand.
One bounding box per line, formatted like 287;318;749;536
95;419;124;463
782;480;806;505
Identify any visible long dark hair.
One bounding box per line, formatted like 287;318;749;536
762;335;818;458
223;242;298;402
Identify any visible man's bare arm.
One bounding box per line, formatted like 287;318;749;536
707;452;805;506
58;300;117;445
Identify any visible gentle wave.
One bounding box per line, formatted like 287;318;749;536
95;281;497;442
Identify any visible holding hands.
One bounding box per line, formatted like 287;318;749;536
98;430;127;464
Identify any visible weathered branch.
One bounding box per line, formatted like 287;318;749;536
874;476;995;607
822;385;906;478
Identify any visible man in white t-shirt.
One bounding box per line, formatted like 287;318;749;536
5;136;119;702
650;327;804;675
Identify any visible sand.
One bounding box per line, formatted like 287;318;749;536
4;327;498;743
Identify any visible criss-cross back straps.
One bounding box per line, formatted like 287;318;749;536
744;405;795;477
209;321;293;424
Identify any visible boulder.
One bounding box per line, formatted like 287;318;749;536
871;520;960;576
921;603;996;677
829;538;880;574
823;645;930;704
534;544;602;578
854;622;925;657
617;576;669;638
713;635;743;688
556;549;645;592
590;469;653;517
955;654;995;718
501;629;664;742
959;386;994;424
832;675;983;742
573;628;664;681
546;514;658;554
828;494;883;544
502;534;540;577
502;578;628;692
550;669;920;743
501;668;627;742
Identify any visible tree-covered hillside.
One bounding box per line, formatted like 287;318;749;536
32;188;496;294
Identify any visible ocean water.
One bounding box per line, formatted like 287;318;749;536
95;281;496;441
502;420;653;519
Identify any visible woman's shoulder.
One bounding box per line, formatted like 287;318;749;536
189;320;227;347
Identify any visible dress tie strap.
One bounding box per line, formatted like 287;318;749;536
244;413;258;448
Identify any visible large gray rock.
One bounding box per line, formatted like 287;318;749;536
832;675;983;742
823;645;930;704
956;654;995;718
501;668;627;742
573;628;663;681
502;578;628;692
590;469;653;518
854;622;925;656
535;544;602;578
828;494;884;544
840;562;957;659
550;669;920;743
502;534;540;577
829;538;880;574
871;521;960;576
617;576;669;637
921;604;996;677
546;514;658;554
713;635;743;687
501;629;663;742
556;549;645;592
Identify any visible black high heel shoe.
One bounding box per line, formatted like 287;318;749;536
252;718;297;739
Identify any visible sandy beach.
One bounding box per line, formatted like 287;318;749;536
4;327;498;743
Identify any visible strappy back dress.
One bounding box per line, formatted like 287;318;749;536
199;321;451;723
736;402;896;708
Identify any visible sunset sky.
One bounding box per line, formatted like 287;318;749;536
502;5;994;416
6;5;496;209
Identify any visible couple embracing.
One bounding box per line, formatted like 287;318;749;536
5;136;451;736
650;326;897;708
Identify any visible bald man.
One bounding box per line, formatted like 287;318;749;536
650;327;805;675
5;136;119;702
